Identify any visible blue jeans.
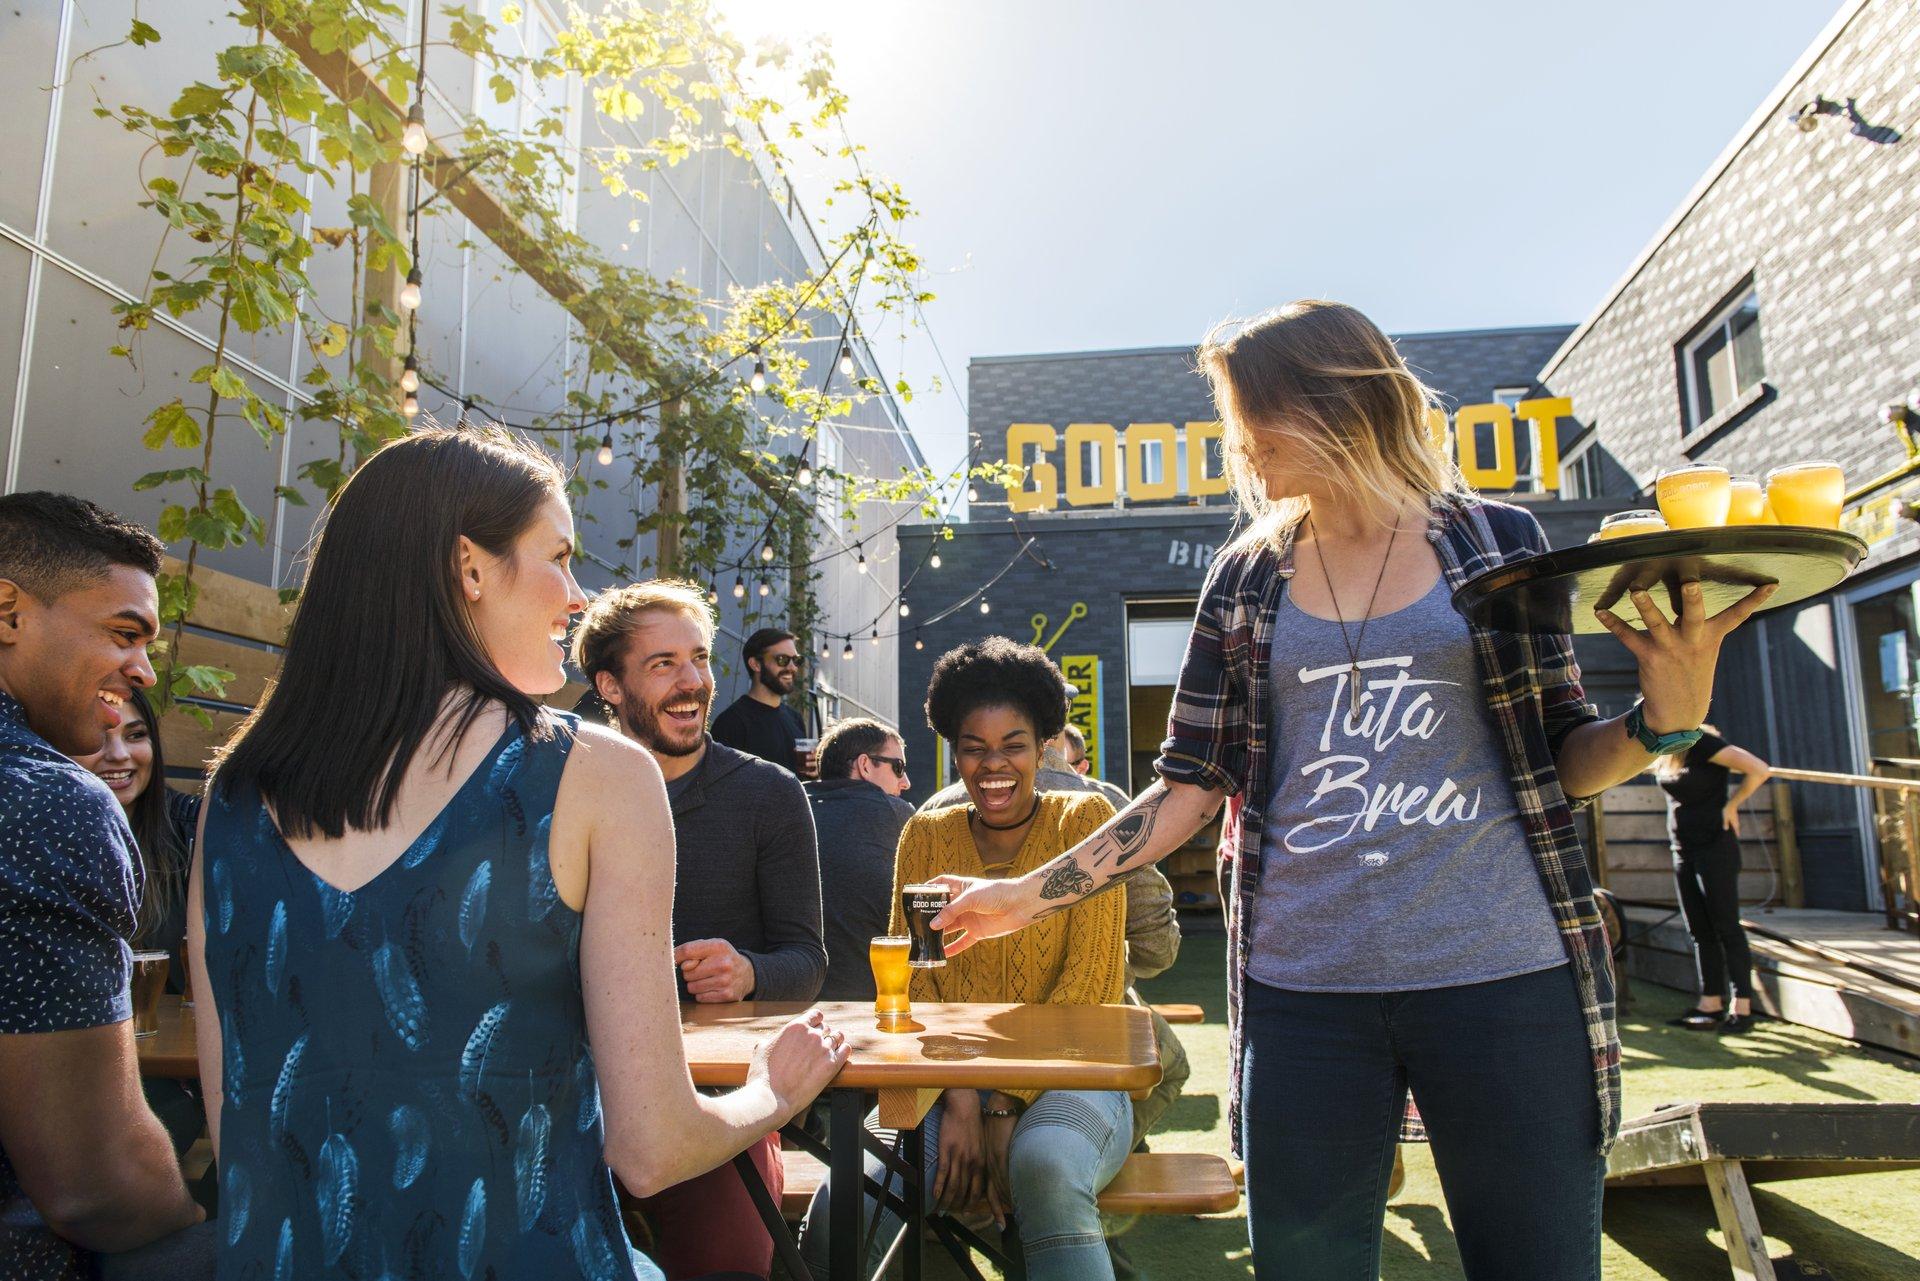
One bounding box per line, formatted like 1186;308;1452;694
1240;964;1603;1280
799;1089;1134;1281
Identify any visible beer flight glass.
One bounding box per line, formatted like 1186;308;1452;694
1765;460;1845;529
1605;460;1846;540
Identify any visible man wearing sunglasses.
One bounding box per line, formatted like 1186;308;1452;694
711;627;817;777
805;718;915;1002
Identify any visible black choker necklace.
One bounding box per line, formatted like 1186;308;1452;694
973;794;1041;831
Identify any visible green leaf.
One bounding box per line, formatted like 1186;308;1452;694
128;19;160;45
317;322;349;357
208;366;248;400
132;466;211;492
142;400;200;450
157;505;189;543
273;485;308;506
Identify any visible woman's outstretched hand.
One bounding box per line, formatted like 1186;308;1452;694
1594;580;1776;733
749;1010;849;1122
927;874;1041;957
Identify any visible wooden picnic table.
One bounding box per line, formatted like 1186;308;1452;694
682;1000;1158;1281
136;995;199;1077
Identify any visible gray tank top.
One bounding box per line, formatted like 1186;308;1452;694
1246;575;1567;992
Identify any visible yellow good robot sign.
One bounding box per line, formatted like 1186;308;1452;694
1004;398;1574;512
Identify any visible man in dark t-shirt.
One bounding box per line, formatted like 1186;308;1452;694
710;627;814;776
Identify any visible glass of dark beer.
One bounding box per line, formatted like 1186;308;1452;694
901;883;949;968
131;949;169;1037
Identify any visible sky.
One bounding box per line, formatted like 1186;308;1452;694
717;0;1844;478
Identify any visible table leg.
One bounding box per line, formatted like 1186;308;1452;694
1703;1159;1775;1281
829;1087;865;1281
902;1122;924;1281
729;1150;812;1281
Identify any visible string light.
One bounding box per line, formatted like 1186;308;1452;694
842;639;854;660
732;577;746;601
820;639;831;660
855;544;868;574
399;266;422;311
401;391;419;418
596;433;614;466
968;485;979;502
709;583;720;605
796;463;813;487
758;577;772;598
898;602;910;618
870;628;880;647
749;359;767;394
839;351;854;379
929;551;942;569
979;598;990;614
400;354;420;394
401;101;429;156
760;542;776;563
914;634;924;651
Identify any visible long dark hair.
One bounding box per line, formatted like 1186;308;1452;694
216;427;562;838
121;686;187;943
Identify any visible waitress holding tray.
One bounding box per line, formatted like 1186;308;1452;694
923;300;1776;1280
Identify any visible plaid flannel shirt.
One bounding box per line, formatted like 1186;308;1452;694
1156;493;1621;1155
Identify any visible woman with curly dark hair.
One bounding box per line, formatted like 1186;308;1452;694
801;637;1129;1281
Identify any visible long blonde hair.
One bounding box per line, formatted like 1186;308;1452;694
1198;300;1468;551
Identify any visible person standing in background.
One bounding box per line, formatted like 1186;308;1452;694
1656;725;1771;1034
711;628;816;778
805;718;914;1002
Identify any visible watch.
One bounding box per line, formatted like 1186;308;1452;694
1625;702;1703;756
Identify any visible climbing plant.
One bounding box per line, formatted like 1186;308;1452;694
92;0;1008;711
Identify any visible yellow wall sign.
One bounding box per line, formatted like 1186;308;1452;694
1061;654;1101;778
1005;398;1575;511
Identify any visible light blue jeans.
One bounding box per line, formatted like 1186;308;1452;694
799;1088;1133;1281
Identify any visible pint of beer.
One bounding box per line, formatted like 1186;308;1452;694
870;936;912;1025
901;883;950;968
131;950;169;1038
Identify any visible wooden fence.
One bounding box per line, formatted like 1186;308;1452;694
1585;779;1802;909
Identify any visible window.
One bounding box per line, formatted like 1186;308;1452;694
1560;437;1605;499
1134;437;1165;488
1682;287;1765;432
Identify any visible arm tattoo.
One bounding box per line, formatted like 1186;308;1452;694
1038;858;1095;901
1104;806;1159;868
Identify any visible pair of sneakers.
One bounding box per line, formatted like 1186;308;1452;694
1669;1004;1758;1034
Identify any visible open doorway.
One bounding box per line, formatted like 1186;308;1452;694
1126;601;1224;920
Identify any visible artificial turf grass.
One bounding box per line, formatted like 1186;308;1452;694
1099;933;1918;1280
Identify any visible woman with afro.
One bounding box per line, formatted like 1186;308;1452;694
800;637;1130;1281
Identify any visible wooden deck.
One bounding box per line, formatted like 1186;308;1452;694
1622;906;1920;1058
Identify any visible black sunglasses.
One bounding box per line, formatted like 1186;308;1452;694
763;653;803;669
866;754;909;777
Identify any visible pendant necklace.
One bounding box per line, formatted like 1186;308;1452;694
1306;510;1402;719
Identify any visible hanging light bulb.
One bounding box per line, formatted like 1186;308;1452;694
749;359;767;394
399;266;422;311
870;628;880;647
732;577;746;601
760;542;776;563
979;598;991;615
595;433;614;466
855;545;868;574
968;485;980;502
709;582;720;605
929;551;942;569
820;639;831;660
399;354;420;394
401;101;429;156
758;577;771;598
839;350;854;379
914;634;924;651
796;463;813;488
898;602;910;618
401;391;420;418
842;639;854;660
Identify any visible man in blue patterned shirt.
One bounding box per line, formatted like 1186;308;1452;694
0;493;205;1279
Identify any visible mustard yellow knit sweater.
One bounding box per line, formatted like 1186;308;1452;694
889;791;1126;1103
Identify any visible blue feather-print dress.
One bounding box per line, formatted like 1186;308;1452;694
202;714;653;1279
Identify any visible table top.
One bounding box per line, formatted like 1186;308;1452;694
681;1001;1160;1093
137;995;200;1078
141;997;1161;1096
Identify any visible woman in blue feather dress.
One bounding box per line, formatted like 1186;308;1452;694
186;427;848;1279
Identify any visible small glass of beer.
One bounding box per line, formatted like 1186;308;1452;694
1656;464;1732;529
1596;510;1669;541
131;950;170;1038
901;883;950;968
1725;476;1769;526
870;936;911;1027
1766;460;1845;529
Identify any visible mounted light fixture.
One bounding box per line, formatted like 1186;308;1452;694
1789;95;1845;132
402;101;429;156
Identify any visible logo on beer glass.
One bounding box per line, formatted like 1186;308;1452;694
901;883;950;968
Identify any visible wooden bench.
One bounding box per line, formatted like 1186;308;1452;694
1606;1101;1920;1280
1149;1003;1205;1025
778;1150;1239;1220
